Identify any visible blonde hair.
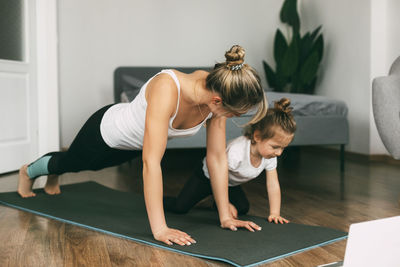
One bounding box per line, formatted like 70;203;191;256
244;98;297;142
206;45;267;125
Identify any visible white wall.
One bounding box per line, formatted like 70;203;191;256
58;0;397;155
301;0;400;155
300;0;372;154
369;0;388;155
58;0;282;147
387;0;400;65
37;0;59;155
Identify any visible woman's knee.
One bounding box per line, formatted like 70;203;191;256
48;153;87;174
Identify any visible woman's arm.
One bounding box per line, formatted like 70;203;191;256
142;75;195;245
205;117;231;222
206;117;261;232
266;169;289;224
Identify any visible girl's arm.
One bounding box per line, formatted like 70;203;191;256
142;75;195;246
206;117;261;232
266;169;289;224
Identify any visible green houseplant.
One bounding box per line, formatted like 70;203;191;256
263;0;324;94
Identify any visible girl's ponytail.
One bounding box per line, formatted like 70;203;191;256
244;98;296;143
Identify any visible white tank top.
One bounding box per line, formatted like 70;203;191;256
100;69;213;150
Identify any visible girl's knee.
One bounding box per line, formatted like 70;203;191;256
236;202;250;215
163;197;190;214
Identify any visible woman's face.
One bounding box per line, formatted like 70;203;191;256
219;109;244;118
207;95;249;118
208;101;247;118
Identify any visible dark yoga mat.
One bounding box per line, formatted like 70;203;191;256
0;182;346;267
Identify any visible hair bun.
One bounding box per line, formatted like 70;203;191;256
225;45;245;67
274;98;293;114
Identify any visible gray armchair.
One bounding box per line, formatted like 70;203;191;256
372;56;400;159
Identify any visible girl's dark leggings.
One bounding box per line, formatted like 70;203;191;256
163;164;250;215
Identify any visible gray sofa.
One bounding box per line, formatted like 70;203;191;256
114;67;349;171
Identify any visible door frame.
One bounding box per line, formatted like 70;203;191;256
36;0;60;156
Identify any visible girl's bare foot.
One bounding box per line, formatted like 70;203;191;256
44;174;61;195
17;165;36;198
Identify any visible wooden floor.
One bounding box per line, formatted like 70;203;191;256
0;148;399;267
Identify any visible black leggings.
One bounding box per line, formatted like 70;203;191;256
164;163;250;215
43;104;141;175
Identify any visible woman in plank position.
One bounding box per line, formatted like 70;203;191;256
18;45;267;246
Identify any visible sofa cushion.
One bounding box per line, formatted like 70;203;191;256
243;92;348;117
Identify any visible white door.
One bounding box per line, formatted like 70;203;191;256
0;0;38;173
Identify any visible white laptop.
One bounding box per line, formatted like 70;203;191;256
319;216;400;267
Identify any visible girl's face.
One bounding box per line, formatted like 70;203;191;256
253;129;293;159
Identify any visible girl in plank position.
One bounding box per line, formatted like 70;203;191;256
17;45;267;246
164;98;296;224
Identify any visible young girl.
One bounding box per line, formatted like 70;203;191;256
17;45;267;246
164;98;296;224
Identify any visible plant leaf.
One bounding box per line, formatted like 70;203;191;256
312;34;324;62
299;51;320;85
274;29;288;66
300;33;313;66
281;36;299;77
275;70;288;92
291;72;301;93
280;0;291;23
263;60;276;89
304;76;317;94
310;25;322;41
280;0;300;35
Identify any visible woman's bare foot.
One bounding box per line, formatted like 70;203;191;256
17;165;36;198
44;174;61;195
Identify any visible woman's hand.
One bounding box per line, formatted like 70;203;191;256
220;218;262;232
268;214;289;224
153;226;196;246
229;203;238;219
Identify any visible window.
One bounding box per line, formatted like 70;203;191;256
0;0;24;61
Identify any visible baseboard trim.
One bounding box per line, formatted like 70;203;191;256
301;146;400;165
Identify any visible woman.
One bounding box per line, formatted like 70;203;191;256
18;45;267;246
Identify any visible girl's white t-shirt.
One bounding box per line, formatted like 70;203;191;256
202;136;277;187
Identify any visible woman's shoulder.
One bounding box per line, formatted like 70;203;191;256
150;72;177;86
146;72;179;96
172;69;209;75
171;69;209;83
194;69;209;76
145;73;179;112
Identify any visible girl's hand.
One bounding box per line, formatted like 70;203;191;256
229;202;238;219
221;218;262;232
153;227;196;246
268;214;289;224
